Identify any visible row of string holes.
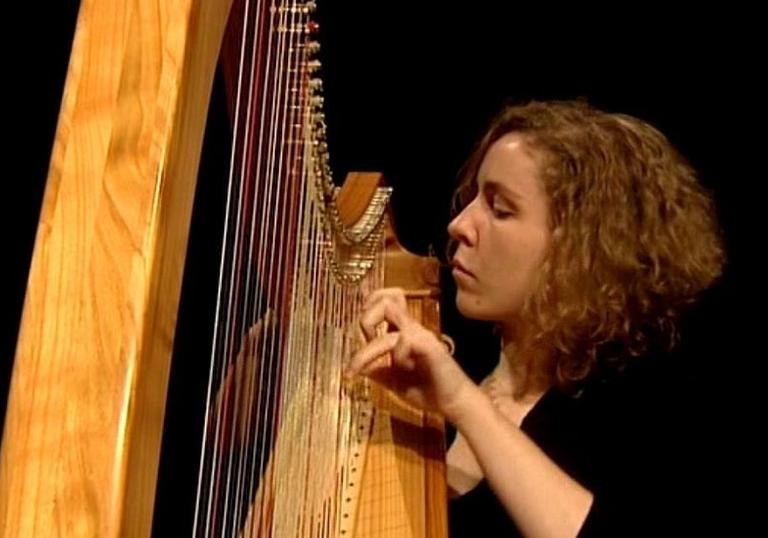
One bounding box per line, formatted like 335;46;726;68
340;398;371;534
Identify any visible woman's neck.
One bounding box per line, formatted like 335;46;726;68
494;337;552;400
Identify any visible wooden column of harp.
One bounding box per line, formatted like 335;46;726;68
1;2;447;537
0;0;233;535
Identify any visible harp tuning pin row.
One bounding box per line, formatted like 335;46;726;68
307;41;321;55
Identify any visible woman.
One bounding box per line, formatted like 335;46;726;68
345;100;725;537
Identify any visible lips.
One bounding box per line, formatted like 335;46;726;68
451;259;474;279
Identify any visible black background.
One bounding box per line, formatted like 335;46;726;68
3;1;758;534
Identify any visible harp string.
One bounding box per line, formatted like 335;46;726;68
229;0;271;529
260;3;308;534
232;1;315;534
238;5;282;532
290;61;320;536
280;139;315;535
193;0;263;533
220;0;255;531
241;2;281;534
241;0;293;534
218;0;262;532
194;0;278;533
230;5;268;533
224;0;279;532
236;1;281;531
196;1;394;536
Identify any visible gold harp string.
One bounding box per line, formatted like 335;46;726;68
267;3;313;534
241;1;311;533
198;2;398;535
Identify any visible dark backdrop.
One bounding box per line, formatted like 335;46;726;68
4;2;757;535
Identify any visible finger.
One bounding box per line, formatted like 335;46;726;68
360;360;402;389
358;354;391;377
345;332;399;378
362;287;407;311
359;296;409;342
359;304;387;342
358;305;381;342
392;334;416;371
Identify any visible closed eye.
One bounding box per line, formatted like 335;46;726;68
488;194;517;218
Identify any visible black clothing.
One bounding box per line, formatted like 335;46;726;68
448;348;715;537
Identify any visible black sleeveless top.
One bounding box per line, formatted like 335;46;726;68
447;350;711;537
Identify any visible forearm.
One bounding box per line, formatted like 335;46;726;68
448;384;594;538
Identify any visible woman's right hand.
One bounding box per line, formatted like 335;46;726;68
345;287;477;424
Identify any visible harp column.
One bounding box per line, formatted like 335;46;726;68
0;0;232;536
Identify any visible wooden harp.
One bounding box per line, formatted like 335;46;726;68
0;0;447;536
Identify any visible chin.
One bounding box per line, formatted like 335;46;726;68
455;293;496;321
455;290;520;324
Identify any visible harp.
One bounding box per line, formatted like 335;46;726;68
0;0;447;536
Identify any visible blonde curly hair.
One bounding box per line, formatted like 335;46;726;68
453;100;726;391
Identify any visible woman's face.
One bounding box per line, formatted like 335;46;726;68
448;132;552;327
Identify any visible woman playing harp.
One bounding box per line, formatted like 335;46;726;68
347;100;726;537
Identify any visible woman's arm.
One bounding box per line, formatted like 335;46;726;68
347;288;594;538
448;383;593;538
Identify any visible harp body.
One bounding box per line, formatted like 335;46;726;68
1;0;446;537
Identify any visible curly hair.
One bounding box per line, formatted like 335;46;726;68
453;100;726;391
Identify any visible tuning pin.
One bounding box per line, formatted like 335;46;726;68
314;138;327;151
306;41;321;55
311;118;326;133
310;96;324;110
310;115;326;132
305;1;317;13
313;139;329;154
309;78;323;91
307;21;320;34
307;59;321;73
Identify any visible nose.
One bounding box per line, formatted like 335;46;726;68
447;198;478;247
